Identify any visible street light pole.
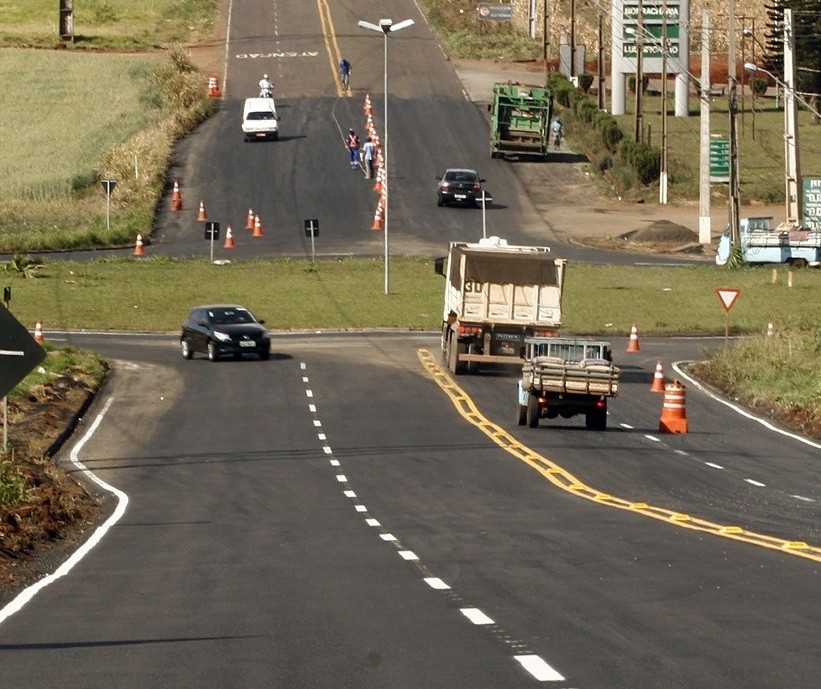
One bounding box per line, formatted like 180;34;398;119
358;17;414;296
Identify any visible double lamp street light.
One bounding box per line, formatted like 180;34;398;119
357;17;414;296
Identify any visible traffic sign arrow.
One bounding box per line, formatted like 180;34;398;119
0;307;46;398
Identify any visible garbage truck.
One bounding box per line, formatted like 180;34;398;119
715;217;821;267
489;82;553;159
435;236;566;374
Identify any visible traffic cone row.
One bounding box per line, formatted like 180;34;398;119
363;93;372;116
207;75;222;98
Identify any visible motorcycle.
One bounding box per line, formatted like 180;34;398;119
259;86;273;98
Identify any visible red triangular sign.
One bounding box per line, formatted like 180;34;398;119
716;288;740;312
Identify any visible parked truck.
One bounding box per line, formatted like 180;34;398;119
516;336;621;431
435;236;566;374
489;82;553;160
715;216;821;268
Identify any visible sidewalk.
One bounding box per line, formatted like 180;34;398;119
450;58;784;250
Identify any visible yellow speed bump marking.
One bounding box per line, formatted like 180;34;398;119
417;348;821;563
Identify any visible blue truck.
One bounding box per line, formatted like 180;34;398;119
715;217;821;268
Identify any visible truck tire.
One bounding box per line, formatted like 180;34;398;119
585;407;607;431
447;333;466;375
516;401;527;426
526;394;540;428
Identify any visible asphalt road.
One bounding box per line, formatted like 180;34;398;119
1;331;819;688
1;2;819;687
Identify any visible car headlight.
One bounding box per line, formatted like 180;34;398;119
213;331;232;342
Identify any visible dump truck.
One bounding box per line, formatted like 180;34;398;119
489;82;553;159
516;336;620;431
435;236;566;374
715;217;821;268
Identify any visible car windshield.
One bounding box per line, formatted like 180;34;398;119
446;171;478;183
209;308;255;325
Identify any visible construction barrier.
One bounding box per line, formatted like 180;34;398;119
659;381;688;434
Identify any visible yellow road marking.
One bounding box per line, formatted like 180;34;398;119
315;0;347;96
417;348;821;563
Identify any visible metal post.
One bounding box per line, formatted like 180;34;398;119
698;12;712;244
659;0;669;204
383;30;389;295
783;8;801;226
634;0;644;143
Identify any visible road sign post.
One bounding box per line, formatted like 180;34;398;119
204;221;220;263
715;287;740;349
304;219;319;263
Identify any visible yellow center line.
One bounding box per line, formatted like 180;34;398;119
315;0;346;96
417;348;821;563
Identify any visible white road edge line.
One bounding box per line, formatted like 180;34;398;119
0;397;126;626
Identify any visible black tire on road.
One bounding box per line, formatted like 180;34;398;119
181;339;193;360
516;401;527;426
260;348;270;361
207;341;217;362
526;394;540;428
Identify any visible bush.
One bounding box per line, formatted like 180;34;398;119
618;139;661;184
600;118;624;152
628;75;650;93
577;73;594;93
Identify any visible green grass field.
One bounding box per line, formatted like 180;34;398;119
3;256;819;336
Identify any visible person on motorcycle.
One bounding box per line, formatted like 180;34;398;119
259;74;273;98
551;116;564;150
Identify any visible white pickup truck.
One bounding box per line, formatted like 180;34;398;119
242;97;279;142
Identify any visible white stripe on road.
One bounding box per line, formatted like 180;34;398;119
514;655;566;681
424;577;450;590
460;608;494;625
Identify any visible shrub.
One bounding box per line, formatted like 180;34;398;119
600;118;624;152
750;77;768;97
577;73;594;93
627;75;650;93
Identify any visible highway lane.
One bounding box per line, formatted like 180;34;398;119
1;332;818;688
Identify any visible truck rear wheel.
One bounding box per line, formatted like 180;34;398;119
516;401;527;426
526;394;540;428
585;407;607;431
447;333;466;375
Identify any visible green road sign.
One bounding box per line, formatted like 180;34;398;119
710;136;730;183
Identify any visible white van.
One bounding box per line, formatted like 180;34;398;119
241;97;279;142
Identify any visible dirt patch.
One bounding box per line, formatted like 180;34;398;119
580;220;710;256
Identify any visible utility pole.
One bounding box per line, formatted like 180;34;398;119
597;7;605;110
570;0;577;78
698;12;712;245
728;78;742;266
634;0;644;143
783;8;801;227
659;0;669;204
542;0;549;86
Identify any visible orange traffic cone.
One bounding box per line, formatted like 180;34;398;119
33;321;44;344
207;75;222;98
246;208;255;230
364;94;372;116
171;180;183;212
626;324;640;352
373;167;383;194
252;215;264;237
197;201;208;222
371;203;384;231
659;380;688;433
224;225;235;249
133;233;145;256
650;361;666;392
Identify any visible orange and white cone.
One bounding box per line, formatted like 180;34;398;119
626;324;640;352
207;75;222;98
224;225;235;249
197;201;208;222
650;360;666;392
252;215;264;237
371;202;384;231
33;320;44;344
767;322;775;337
171;180;183;212
133;233;145;256
659;380;688;434
246;208;255;230
364;94;372;116
373;166;383;194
